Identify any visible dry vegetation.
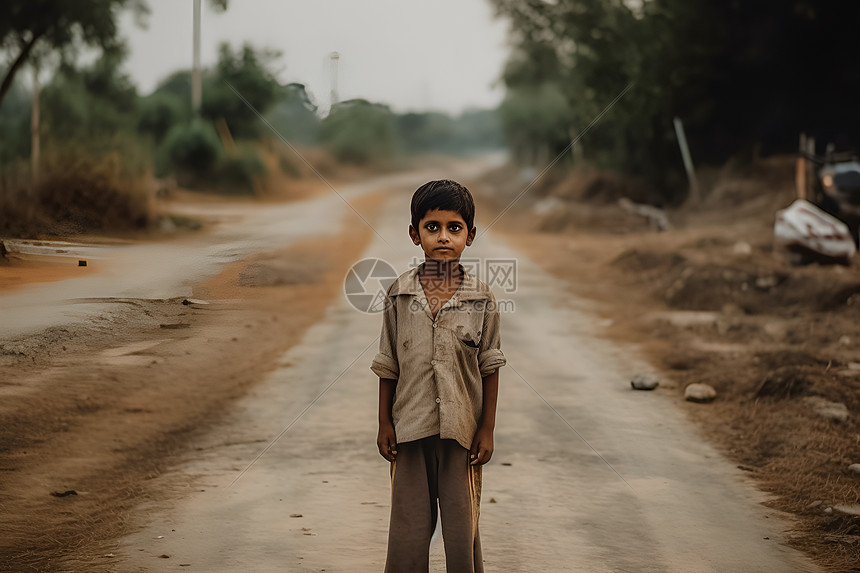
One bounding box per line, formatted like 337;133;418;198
0;141;389;243
478;156;860;572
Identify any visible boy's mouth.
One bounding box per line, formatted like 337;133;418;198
436;247;453;251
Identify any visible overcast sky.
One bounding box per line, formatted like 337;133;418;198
119;0;511;114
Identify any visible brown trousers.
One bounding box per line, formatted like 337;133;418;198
384;435;483;573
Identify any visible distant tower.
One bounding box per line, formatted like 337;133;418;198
329;51;340;109
192;0;202;116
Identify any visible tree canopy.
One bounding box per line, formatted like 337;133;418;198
492;0;860;198
0;0;230;107
0;0;148;105
320;99;398;164
200;42;283;138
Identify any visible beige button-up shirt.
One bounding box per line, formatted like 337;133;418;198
370;261;507;450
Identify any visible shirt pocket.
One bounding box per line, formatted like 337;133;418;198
452;313;483;351
452;324;482;387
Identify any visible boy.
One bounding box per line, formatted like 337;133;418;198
370;179;507;572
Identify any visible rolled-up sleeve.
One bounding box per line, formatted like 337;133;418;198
478;291;506;378
370;295;399;380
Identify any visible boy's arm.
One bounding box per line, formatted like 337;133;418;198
371;292;399;462
470;368;498;465
377;377;398;462
476;291;506;379
471;290;506;465
370;294;399;381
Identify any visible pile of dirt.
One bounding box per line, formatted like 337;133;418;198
535;200;658;234
478;164;666;235
703;155;797;209
547;168;659;206
609;243;860;316
610;249;686;274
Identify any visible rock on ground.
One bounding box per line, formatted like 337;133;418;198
631;374;659;391
685;383;717;403
802;396;849;423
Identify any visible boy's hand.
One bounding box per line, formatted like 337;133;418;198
377;422;398;462
470;426;494;465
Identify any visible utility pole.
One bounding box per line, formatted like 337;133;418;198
329;51;340;110
673;117;700;203
30;59;40;190
192;0;202;117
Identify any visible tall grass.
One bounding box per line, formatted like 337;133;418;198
0;140;152;238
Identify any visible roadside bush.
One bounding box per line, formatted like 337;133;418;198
320;99;397;164
158;122;221;185
1;137;153;238
138;92;188;143
277;153;301;178
214;145;267;195
35;151;151;234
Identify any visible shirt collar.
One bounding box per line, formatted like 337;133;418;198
388;261;489;301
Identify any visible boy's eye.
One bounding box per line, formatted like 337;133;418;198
424;222;463;232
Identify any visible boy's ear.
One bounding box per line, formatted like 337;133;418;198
408;225;420;245
466;226;476;246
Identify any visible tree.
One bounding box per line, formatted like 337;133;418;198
449;109;504;152
492;0;860;200
0;0;148;106
1;0;231;108
396;112;455;154
0;78;31;165
499;82;572;165
201;42;282;138
41;49;137;140
266;82;321;145
320;99;397;164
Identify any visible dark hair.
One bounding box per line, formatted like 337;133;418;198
410;179;475;231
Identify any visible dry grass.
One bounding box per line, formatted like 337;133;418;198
0;151;153;238
476;157;860;571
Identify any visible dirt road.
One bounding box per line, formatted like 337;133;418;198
109;182;819;571
0;166;483;340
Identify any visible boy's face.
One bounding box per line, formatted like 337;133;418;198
409;209;475;263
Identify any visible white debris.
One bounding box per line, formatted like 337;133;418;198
618;197;671;231
774;199;856;262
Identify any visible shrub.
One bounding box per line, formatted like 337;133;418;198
214;145;267;195
34;151;151;234
138;92;188;143
320;99;397;164
278;153;301;178
158;122;222;185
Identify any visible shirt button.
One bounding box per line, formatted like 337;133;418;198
432;323;437;328
435;397;441;404
431;360;437;366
